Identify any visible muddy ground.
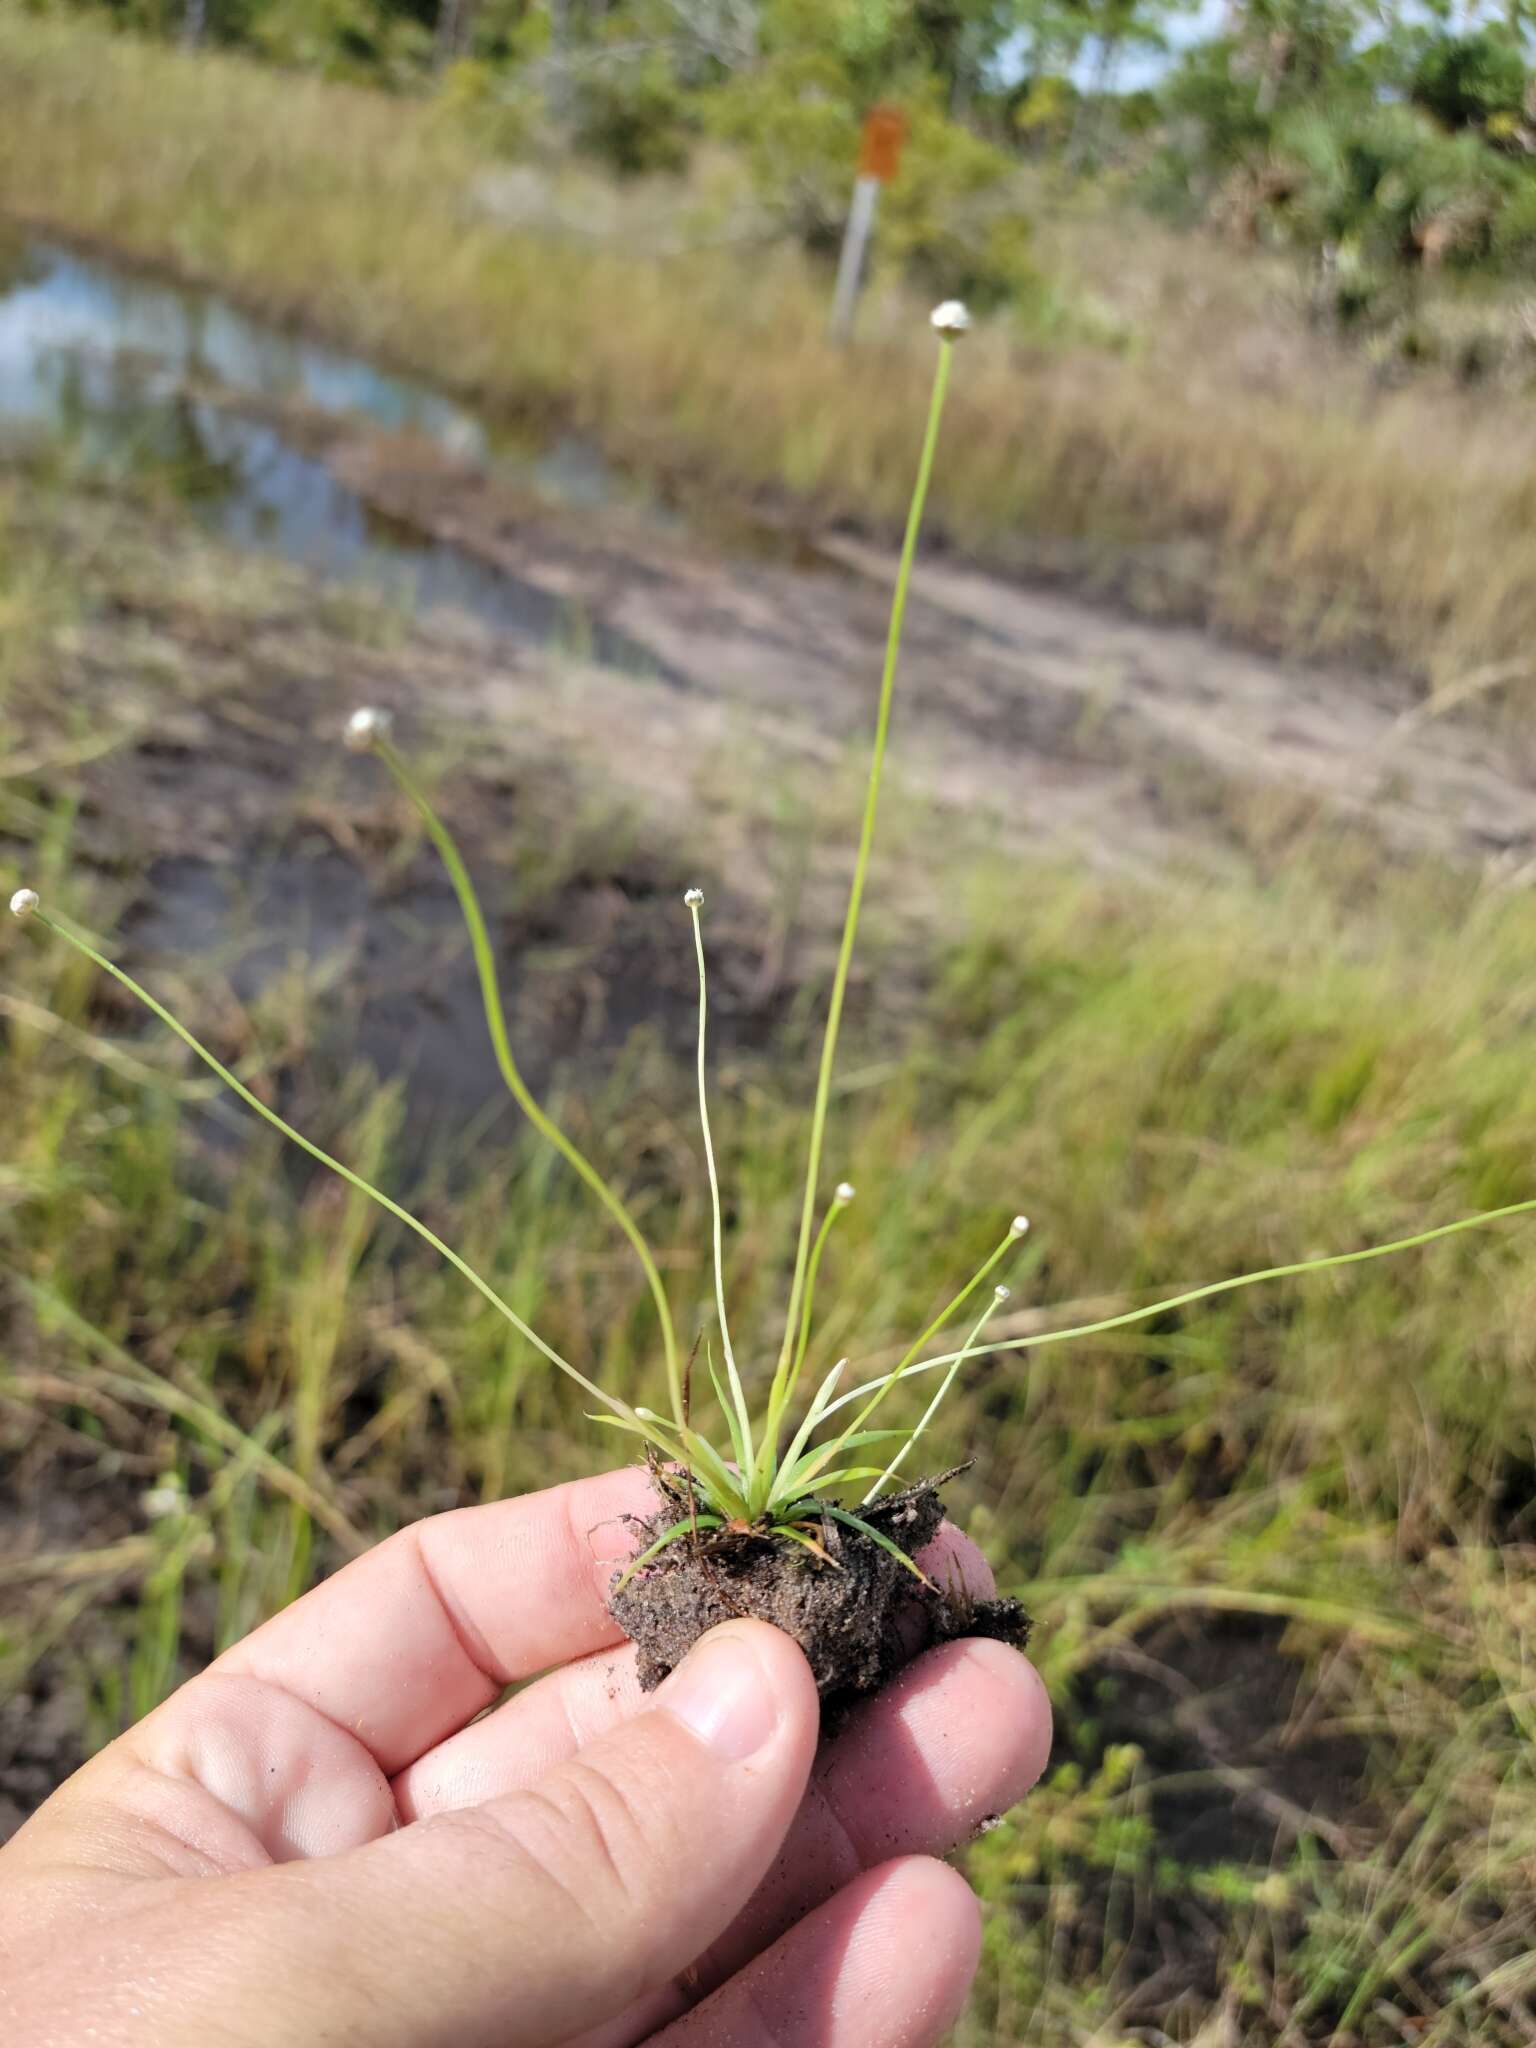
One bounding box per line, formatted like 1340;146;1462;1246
231;388;1536;882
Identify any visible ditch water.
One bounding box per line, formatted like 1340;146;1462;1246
0;232;714;1134
0;234;661;661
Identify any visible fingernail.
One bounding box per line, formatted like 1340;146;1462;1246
657;1626;779;1762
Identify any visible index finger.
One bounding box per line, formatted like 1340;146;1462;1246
215;1466;657;1774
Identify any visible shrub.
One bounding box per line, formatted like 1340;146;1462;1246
568;47;696;178
703;48;863;251
247;0;431;85
1412;29;1528;134
431;57;538;157
707;64;1036;305
878;98;1037;308
1274;101;1518;270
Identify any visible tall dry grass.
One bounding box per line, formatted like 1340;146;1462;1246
1;12;1535;695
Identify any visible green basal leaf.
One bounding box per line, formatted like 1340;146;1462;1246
770;1523;844;1567
612;1513;724;1594
705;1342;750;1475
590;1412;683;1456
821;1505;934;1586
771;1359;849;1497
590;1410;751;1524
784;1465;889;1490
676;1424;745;1507
765;1430;911;1510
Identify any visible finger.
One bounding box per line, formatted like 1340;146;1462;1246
213;1466;656;1774
570;1635;1049;2048
396;1631;1048;2048
9;1470;660;1885
697;1636;1051;1985
10;1621;822;2048
1;1665;411;1910
647;1857;982;2048
213;1621;817;2048
916;1519;995;1598
399;1631;1050;1881
395;1640;649;1819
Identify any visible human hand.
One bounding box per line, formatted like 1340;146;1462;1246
0;1468;1051;2047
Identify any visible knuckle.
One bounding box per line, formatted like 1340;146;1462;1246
523;1757;662;1917
419;1799;547;1889
418;1736;699;2011
419;1797;617;1959
430;1751;681;1963
806;1772;867;1881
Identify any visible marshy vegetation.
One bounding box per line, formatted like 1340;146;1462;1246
6;5;1536;2041
7;415;1536;2039
7;9;1536;706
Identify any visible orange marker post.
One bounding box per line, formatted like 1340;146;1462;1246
831;104;908;340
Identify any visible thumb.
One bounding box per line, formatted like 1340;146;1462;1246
197;1620;819;2048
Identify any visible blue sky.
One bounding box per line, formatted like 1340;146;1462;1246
996;0;1231;93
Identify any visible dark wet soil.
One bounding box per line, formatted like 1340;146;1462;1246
609;1477;1030;1719
116;836;781;1150
48;659;818;1159
1050;1611;1375;2028
1085;1612;1370;1869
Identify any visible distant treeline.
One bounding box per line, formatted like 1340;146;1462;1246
32;0;1536;304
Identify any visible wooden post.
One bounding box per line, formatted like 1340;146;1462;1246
830;105;907;342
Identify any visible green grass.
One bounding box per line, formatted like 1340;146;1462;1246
6;9;1536;704
6;460;1536;2040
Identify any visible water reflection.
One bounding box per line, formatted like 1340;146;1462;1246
0;235;666;666
0;237;487;451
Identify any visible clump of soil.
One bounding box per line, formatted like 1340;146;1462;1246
609;1475;1031;1718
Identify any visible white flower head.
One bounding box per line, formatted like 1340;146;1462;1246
835;1180;856;1204
930;300;971;339
1010;1214;1030;1238
994;1283;1011;1302
683;887;704;909
344;706;393;752
141;1476;186;1521
9;888;39;921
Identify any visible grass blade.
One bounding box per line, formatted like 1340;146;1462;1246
820;1505;933;1587
612;1513;723;1593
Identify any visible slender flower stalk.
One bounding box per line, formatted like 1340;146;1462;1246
685;888;755;1475
787;1181;855;1396
351;717;684;1428
830;1193;1536;1407
13;293;1536;1580
863;1283;1010;1502
18;899;641;1426
770;328;961;1429
786;1213;1029;1498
